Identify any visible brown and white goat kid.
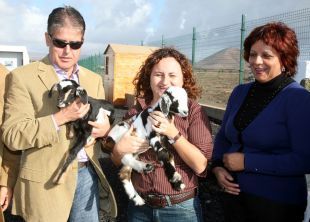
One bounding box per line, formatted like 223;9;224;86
102;86;188;205
49;79;114;184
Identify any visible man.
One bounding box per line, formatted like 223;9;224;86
0;64;10;222
0;64;22;222
0;64;9;176
0;6;117;222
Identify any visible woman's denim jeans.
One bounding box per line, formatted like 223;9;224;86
128;196;203;222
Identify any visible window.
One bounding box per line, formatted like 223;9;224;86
105;56;109;75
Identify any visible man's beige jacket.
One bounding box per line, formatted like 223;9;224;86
1;57;117;222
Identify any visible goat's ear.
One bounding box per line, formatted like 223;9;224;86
159;94;171;116
76;87;88;104
48;83;59;98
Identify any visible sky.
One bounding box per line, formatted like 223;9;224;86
0;0;309;59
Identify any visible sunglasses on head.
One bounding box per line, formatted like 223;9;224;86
49;34;83;50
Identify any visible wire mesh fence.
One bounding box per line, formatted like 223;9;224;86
147;8;310;107
78;53;104;75
78;8;310;108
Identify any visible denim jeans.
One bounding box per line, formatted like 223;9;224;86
127;197;203;222
68;163;99;222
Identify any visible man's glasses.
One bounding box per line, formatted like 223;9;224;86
49;34;83;50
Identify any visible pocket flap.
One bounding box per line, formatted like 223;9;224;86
19;167;43;183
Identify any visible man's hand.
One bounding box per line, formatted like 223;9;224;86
88;111;110;139
85;111;111;147
0;186;13;211
54;99;90;126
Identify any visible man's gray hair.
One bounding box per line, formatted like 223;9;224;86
47;6;86;36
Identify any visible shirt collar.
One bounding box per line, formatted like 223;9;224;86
52;63;80;78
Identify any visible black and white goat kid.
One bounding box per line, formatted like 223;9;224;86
49;79;114;184
102;86;188;205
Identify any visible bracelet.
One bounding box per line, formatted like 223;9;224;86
168;132;182;144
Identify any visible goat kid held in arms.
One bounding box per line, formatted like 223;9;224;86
0;6;130;222
49;79;115;184
103;86;188;206
111;47;213;222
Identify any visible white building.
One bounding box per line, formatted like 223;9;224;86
0;45;29;71
295;59;310;84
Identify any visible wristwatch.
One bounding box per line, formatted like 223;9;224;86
168;132;182;144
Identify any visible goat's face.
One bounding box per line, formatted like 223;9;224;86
159;86;188;117
48;79;88;108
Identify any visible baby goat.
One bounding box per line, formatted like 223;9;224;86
49;79;114;184
102;86;188;205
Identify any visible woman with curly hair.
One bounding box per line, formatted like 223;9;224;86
212;22;310;222
113;47;213;222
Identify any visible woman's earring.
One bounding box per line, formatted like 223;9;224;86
282;67;286;72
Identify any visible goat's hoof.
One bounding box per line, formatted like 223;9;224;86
133;196;145;206
144;164;154;173
172;172;182;181
172;181;186;191
52;176;64;185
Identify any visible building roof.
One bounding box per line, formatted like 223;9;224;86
104;43;159;55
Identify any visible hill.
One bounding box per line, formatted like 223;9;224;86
195;47;250;72
194;47;253;107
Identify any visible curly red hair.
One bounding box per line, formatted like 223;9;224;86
133;47;201;104
244;22;299;77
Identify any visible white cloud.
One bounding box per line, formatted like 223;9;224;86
114;3;151;28
0;0;309;58
0;1;46;53
143;27;155;44
82;0;153;47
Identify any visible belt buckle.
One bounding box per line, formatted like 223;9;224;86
145;194;167;208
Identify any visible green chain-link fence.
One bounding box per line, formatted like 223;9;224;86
147;8;310;107
79;8;310;108
78;52;104;75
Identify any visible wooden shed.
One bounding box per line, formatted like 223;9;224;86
103;44;158;106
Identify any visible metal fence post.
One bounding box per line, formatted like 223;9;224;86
161;35;165;48
192;27;196;66
239;14;246;84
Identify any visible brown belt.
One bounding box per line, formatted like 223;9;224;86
141;189;196;208
78;161;90;169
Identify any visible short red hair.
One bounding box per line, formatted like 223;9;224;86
244;22;299;77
